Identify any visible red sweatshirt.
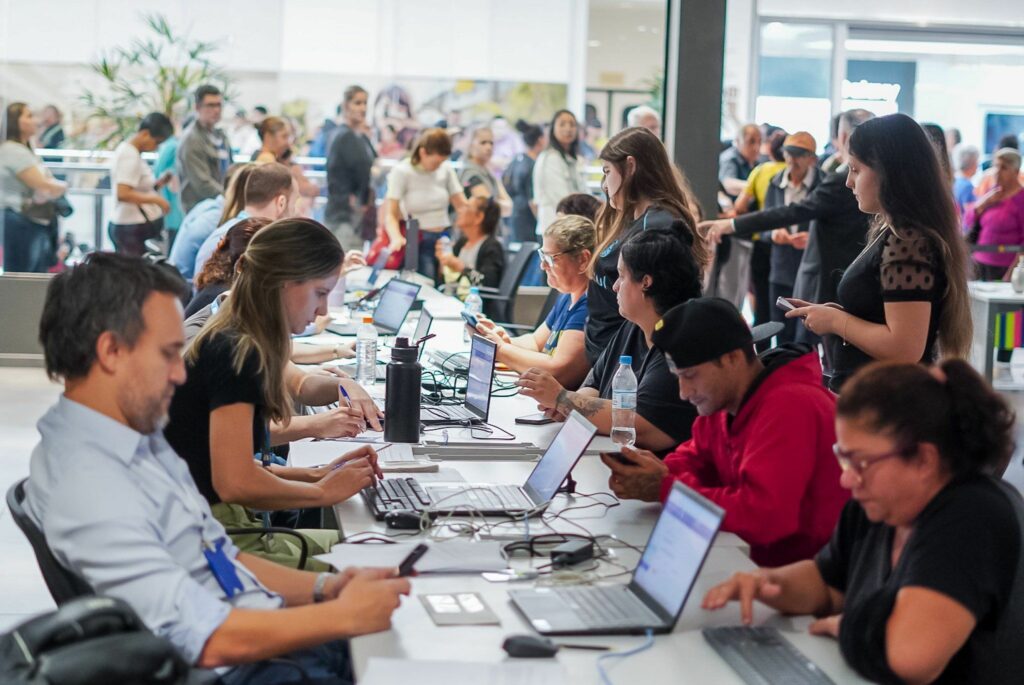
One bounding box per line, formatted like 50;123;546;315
659;349;848;567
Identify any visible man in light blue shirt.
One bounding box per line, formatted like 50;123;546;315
168;194;225;280
26;253;409;684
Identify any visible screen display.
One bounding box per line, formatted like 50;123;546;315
464;335;496;416
373;279;420;332
524;411;597;502
633;484;722;618
413;311;433;360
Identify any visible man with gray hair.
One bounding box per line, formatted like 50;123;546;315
627;105;661;138
953;143;980;217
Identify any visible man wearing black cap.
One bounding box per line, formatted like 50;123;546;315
601;297;848;566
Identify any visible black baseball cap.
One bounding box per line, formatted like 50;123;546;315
650;297;783;369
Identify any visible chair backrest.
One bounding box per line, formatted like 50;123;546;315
494;241;539;322
534;288;563;328
6;478;94;605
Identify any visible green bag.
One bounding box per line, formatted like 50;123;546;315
211;503;340;572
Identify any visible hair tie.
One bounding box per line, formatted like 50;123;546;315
929;365;948;384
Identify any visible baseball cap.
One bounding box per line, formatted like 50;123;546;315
650;297;783;370
783;131;817;155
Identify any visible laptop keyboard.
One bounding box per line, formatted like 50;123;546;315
377;443;415;465
426;349;469;374
362;477;431;518
557;586;652;627
702;626;836;685
451;484;532;511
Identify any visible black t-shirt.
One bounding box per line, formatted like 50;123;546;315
164;331;267;505
582;321;696;445
815;475;1024;685
828;225;944;391
184;283;229;319
585;207;683;363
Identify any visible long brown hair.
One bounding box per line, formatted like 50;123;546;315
590;127;708;276
217;163;255;226
848;113;971;358
3;102;32;149
188;218;343;423
195;216;272;290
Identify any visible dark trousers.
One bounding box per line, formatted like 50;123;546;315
219;641;352;684
418;230;444;282
769;282;799;345
751;240;772;351
3;208;51;272
108;218;163;257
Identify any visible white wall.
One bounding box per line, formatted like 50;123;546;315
758;0;1024;27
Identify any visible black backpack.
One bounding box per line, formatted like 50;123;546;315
0;596;188;684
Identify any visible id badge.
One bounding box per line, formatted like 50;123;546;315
204;538;245;598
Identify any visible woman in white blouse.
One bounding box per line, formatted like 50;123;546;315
533;109;587;234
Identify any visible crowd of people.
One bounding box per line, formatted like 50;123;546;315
9;80;1024;684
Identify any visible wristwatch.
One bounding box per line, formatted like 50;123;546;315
312;572;333;603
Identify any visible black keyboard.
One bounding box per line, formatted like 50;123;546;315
361;477;432;519
702;626;836;685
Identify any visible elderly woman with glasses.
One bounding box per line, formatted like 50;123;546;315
703;359;1024;685
473;214;595;388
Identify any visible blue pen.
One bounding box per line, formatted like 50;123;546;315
338;383;352;408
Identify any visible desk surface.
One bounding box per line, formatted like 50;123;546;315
969;280;1024;304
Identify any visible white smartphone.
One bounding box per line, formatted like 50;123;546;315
776;296;797;312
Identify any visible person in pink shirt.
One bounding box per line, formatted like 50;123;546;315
966;147;1024;280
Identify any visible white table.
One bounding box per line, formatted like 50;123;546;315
968;281;1024;383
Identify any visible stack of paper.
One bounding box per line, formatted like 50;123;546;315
314;540;507;574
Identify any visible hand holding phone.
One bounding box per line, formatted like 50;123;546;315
775;296;797;312
460;310;479;329
601;451;636;467
398;543;430;577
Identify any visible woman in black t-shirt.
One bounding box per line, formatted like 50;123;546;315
518;230;701;451
784;113;971;391
702;359;1024;684
165;218;381;517
585;126;708;363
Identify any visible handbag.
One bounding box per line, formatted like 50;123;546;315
366;219;408;270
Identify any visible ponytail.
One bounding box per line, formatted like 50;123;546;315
837;360;1016;478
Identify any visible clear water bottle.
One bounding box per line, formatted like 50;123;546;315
356;316;378;386
439;235;453;255
464;286;483;342
611;355;637;447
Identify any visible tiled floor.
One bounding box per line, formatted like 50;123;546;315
2;365;1024;634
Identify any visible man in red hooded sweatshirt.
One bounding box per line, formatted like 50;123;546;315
601;297;848;566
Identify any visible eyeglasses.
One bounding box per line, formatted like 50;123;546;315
832;443;908;478
536;247;578;268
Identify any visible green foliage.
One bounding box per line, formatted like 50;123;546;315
80;12;234;149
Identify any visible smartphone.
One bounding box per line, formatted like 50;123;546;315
515;412;555;426
398;543;430;577
601;451;635;466
460;311;479;328
775;296;797;312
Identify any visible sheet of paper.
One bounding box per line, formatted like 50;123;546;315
314;539;507;574
288;440;383;468
361;658;563;685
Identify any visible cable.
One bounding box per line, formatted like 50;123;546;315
596;629;655;685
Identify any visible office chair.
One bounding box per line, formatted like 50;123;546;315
477;241;539;322
6;478;93;605
500;287;562;335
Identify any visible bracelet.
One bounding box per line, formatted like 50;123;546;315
312;572;333;603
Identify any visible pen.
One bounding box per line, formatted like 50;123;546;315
338;383;352;408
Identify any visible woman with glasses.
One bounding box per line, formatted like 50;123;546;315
703;359;1023;685
473;215;594;388
586;126;708;363
435;195;505;316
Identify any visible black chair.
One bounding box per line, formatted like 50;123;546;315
501;286;562;335
6;478;93;605
477;241;538;323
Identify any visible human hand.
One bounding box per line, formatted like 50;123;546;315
808;614;842;639
343;250;367;272
698;219;735;245
389;234;406;252
340;379;384;431
153;196;171;214
787;304;845;337
323;565;400;600
313;315;332;335
312;444;382;480
540;406;567;421
475;316;511;345
771;229;791;245
701;571;783;625
600;445;667;502
317;456;376;503
331;568;411;636
317;364;352;378
789;232;809;250
516;368;565;409
310;406;367;439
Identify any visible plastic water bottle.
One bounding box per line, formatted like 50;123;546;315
356;316;378;386
464;286;483;342
611;355;638;447
439;235;453;255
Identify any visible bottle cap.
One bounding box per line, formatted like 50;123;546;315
469;287;480;294
362;316;373;324
619;355;632;365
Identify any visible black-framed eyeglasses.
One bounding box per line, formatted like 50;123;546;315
832;443;909;478
536;247;578;268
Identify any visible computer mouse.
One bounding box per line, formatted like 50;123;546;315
383;509;423;530
502;634;559;658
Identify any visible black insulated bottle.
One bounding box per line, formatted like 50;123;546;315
384;337;421;443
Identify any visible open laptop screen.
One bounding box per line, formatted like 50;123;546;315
523;411;597;503
373;279;421;333
632;483;723;621
412;310;433;360
464;335;497;418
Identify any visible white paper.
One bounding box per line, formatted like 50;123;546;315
288;440;383;468
314;539;507;574
360;658;563;685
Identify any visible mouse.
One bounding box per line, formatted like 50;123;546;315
383;509;424;530
502;634;559;658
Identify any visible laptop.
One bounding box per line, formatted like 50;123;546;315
328;278;421;336
509;481;724;635
361;410;597;518
345;248;390;291
420;335;495;424
413;310;433;360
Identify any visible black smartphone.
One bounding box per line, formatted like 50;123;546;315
601;451;634;466
515;412;556;426
460;310;479;328
398;543;430;577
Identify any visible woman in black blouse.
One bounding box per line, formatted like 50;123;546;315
436;195;505;316
702;359;1023;684
786;113;971;391
586;126;707;363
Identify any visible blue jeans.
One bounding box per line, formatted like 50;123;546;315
3;208;51;272
418;230;445;282
219;641;351;684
